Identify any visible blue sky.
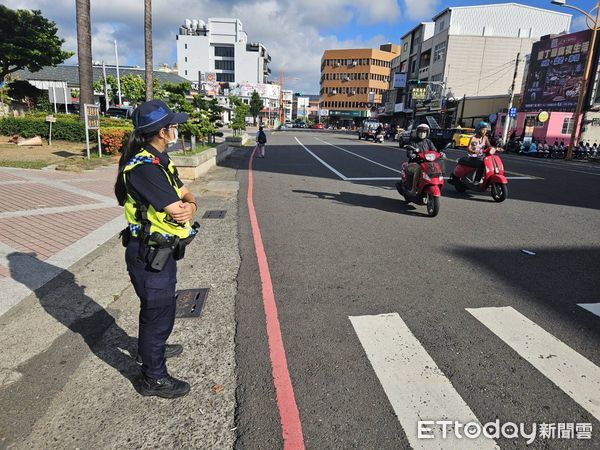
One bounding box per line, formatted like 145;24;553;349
3;0;597;93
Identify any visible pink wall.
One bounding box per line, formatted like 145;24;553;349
495;112;582;143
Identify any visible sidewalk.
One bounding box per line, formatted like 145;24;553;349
0;151;244;448
0;165;125;316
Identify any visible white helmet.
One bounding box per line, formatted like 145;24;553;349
416;123;430;138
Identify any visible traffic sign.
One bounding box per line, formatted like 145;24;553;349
509;107;518;118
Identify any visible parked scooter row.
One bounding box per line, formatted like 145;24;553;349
507;139;598;160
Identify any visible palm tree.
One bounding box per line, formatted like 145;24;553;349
144;0;153;101
76;0;93;121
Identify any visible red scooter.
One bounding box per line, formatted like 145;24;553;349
396;146;445;217
448;147;508;202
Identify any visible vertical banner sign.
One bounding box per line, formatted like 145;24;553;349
84;104;101;159
392;73;407;89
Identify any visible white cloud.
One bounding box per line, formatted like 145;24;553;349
402;0;440;21
3;0;407;93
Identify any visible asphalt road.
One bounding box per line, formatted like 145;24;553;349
234;130;600;449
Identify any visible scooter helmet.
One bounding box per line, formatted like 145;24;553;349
416;123;430;139
475;121;490;134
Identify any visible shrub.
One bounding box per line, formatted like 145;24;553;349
100;127;130;155
0;114;132;143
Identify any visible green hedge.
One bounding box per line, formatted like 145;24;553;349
0;114;133;142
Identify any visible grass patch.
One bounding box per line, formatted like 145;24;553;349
172;143;218;156
0;160;50;169
55;155;118;172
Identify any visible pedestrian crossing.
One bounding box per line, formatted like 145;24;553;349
350;306;599;448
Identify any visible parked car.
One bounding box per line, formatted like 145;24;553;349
310;123;324;129
284;121;294;128
104;106;133;119
451;128;475;148
358;120;382;140
294;121;307;128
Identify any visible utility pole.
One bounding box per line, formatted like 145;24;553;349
566;9;599;160
102;61;110;111
502;53;520;146
114;40;122;105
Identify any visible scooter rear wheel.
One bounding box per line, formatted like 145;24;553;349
426;195;440;217
454;179;467;193
491;183;508;202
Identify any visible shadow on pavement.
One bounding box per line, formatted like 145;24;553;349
7;252;140;383
292;189;430;217
450;246;600;341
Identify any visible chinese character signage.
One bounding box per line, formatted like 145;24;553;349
522;29;592;112
412;87;427;101
392;73;407;88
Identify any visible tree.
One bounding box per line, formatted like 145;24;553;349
144;0;153;101
93;74;119;103
120;75;145;103
249;90;263;126
0;5;73;81
76;0;93;120
231;103;249;137
7;80;43;110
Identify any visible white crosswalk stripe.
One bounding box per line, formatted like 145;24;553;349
350;313;498;449
578;303;600;318
467;306;600;422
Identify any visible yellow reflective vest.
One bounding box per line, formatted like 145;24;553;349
121;149;195;239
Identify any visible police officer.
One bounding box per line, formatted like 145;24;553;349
115;100;198;399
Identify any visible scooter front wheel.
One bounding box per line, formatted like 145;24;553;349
491;183;508;202
454;180;467;193
426;195;440;217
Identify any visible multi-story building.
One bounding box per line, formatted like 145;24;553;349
282;90;293;122
176;18;271;87
388;3;571;127
293;96;310;120
320;44;400;127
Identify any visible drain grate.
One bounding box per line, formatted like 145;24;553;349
175;288;209;318
202;210;227;219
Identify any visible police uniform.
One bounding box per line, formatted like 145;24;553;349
120;100;196;398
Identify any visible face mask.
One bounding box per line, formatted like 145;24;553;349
418;132;427;139
166;128;178;147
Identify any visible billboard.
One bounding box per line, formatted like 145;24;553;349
392;72;407;88
522;29;592;112
230;82;280;100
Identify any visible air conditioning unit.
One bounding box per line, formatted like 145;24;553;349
335;61;341;67
352;60;358;66
351;90;356;95
331;89;337;95
343;76;350;81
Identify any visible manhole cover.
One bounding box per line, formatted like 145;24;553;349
202;210;227;219
175;288;209;318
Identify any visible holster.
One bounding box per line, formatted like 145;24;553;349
119;227;132;247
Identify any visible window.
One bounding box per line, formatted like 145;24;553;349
215;59;235;70
185;70;188;75
410;60;416;73
185;44;188;49
562;117;574;134
185;57;188;62
438;20;445;32
214;46;234;57
433;41;446;62
216;72;234;82
403;43;408;53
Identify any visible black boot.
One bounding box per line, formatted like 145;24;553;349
139;374;190;399
136;344;183;365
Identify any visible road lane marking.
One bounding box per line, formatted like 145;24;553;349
315;137;402;174
578;303;600;318
467;306;600;421
295;137;348;180
248;146;305;449
350;313;497;449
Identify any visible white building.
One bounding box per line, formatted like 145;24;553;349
294;97;310;119
282;90;293;122
390;3;571;126
176;18;271;86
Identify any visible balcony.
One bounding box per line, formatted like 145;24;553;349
418;66;429;79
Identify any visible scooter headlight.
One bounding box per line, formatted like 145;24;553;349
425;152;436;161
422;172;431;181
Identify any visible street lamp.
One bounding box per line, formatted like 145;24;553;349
551;0;600;160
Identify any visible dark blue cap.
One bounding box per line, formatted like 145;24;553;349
132;99;188;133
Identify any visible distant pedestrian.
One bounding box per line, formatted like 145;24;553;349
255;126;267;158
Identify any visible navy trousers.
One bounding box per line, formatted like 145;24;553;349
125;239;177;379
